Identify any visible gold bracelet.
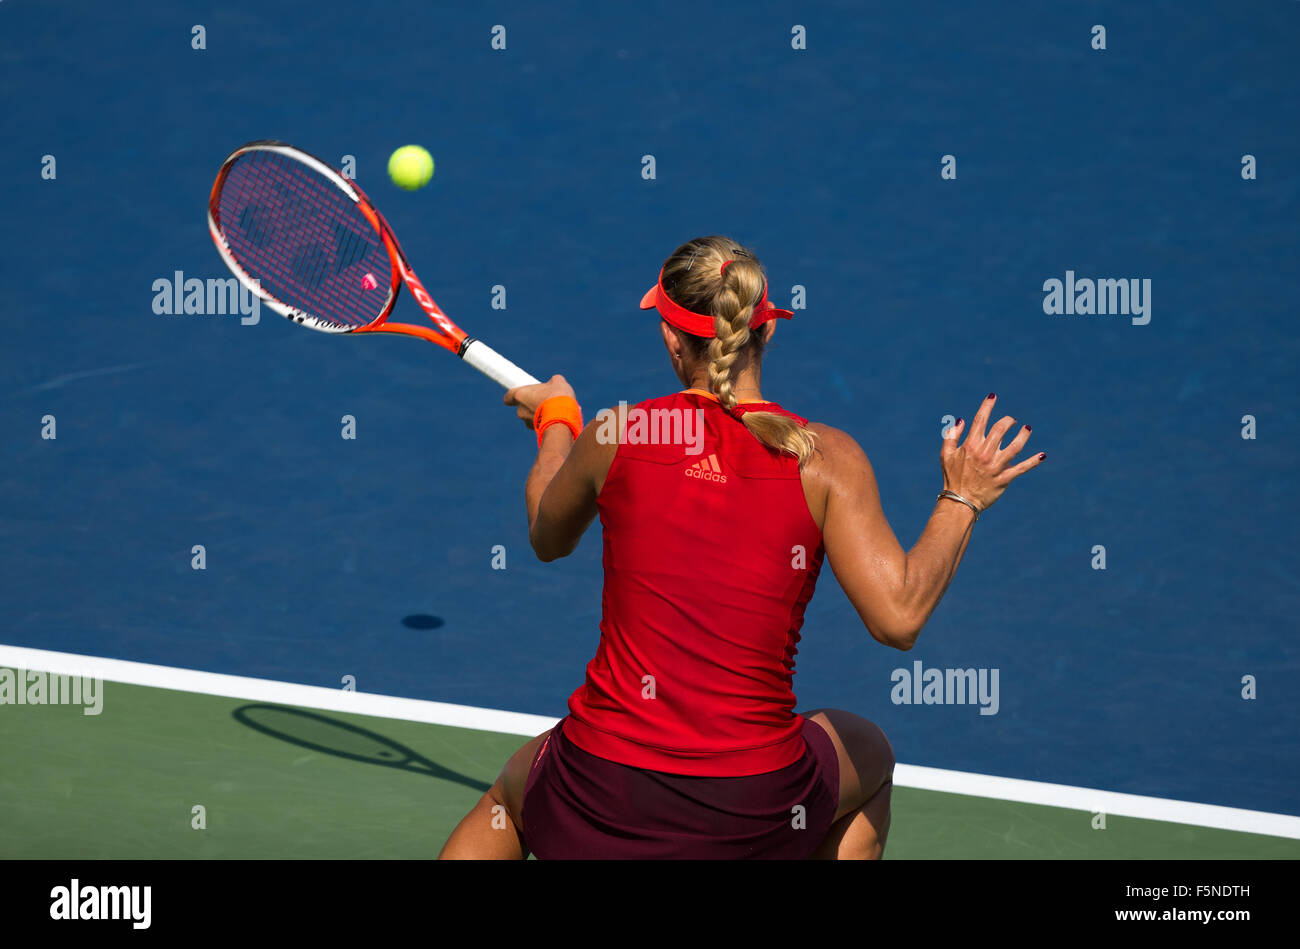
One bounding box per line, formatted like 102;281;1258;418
937;489;981;521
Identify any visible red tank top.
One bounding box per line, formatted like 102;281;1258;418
563;391;825;776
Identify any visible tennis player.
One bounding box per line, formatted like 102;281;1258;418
439;235;1043;859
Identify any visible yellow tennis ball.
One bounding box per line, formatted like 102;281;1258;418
388;145;434;191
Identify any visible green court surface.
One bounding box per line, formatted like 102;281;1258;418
3;680;1296;859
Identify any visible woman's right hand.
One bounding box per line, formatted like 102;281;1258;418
504;374;578;429
940;393;1045;513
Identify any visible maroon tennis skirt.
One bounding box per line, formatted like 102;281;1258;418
519;716;840;859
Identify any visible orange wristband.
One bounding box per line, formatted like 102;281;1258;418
534;396;583;447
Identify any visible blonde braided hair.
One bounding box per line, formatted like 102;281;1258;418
660;236;819;466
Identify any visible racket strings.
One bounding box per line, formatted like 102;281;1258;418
216;150;393;329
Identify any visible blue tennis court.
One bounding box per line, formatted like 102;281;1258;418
1;0;1296;850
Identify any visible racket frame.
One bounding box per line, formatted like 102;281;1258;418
208;140;539;388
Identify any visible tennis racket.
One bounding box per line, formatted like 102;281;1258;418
207;140;540;389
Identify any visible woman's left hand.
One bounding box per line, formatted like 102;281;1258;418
504;375;577;429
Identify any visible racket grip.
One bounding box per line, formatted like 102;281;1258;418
461;339;541;389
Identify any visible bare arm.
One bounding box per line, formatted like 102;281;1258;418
808;394;1044;650
504;376;615;562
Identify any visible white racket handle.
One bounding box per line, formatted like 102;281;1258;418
461;338;541;389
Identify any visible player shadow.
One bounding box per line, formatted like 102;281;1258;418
232;703;491;792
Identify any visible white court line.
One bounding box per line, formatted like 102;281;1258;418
3;643;1298;842
891;764;1300;841
0;644;558;737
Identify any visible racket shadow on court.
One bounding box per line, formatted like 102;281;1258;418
232;704;491;792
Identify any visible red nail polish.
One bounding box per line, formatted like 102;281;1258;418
1038;452;1046;460
957;417;964;425
987;392;996;400
1024;425;1031;432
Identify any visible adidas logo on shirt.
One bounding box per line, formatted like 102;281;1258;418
684;454;727;484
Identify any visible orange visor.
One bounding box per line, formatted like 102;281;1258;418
639;267;794;337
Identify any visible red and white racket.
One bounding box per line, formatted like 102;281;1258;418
207;140;540;389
